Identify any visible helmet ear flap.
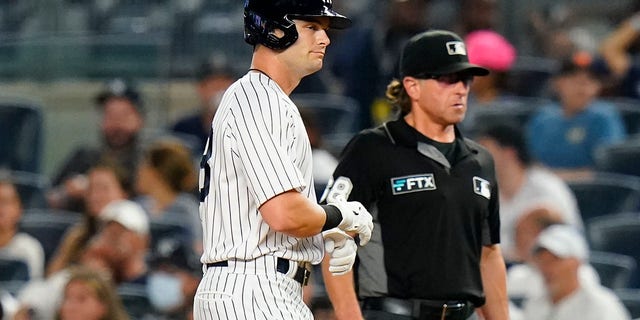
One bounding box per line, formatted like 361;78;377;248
244;11;299;50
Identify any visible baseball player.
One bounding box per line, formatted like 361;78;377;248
193;1;373;319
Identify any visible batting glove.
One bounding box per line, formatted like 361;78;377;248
327;200;374;246
323;228;358;276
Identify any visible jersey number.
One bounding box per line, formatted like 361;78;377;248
199;130;213;202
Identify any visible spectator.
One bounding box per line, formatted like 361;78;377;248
147;237;200;320
18;200;150;320
520;224;630;320
465;29;517;106
506;206;598;301
0;177;45;279
326;0;431;130
57;266;129;320
476;123;582;263
47;162;132;276
526;53;626;179
170;62;236;153
47;79;145;213
452;0;500;37
462;29;518;135
134;140;201;254
85;199;150;285
599;12;640;99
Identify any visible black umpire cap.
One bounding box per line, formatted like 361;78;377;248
95;78;144;114
400;29;489;78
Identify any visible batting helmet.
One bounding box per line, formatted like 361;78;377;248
244;0;351;50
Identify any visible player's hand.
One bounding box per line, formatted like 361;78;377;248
327;200;373;246
322;228;358;276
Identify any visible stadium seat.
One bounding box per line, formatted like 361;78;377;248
595;140;640;177
465;96;550;137
0;98;44;173
117;283;155;319
19;209;83;265
291;93;360;155
1;170;50;209
566;173;640;225
590;251;637;290
601;98;640;136
0;257;30;281
589;213;640;287
615;288;640;318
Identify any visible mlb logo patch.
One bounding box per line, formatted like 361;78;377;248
391;174;436;195
473;177;491;199
446;41;466;56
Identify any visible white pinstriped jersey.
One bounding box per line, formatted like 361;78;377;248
198;71;324;265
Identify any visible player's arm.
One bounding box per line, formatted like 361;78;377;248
321;257;363;320
259;189;327;237
478;244;509;320
260;189;373;241
600;13;640;77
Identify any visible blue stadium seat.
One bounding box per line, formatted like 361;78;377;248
0;257;30;281
590;251;637;290
117;283;155;319
566;173;640;225
1;170;50;209
19;209;83;265
595;140;640;178
0;98;44;173
615;288;640;318
589;213;640;287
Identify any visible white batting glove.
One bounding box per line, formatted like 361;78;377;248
323;228;358;276
327;200;374;246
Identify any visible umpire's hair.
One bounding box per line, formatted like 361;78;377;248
477;123;532;166
386;79;411;115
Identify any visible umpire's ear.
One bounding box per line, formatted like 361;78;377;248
402;76;422;100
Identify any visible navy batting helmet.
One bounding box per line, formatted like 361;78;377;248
244;0;351;50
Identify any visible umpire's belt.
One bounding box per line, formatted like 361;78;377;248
206;257;310;286
361;297;475;320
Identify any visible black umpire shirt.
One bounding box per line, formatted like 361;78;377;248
323;117;500;307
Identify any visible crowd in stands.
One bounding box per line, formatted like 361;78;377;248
3;0;640;319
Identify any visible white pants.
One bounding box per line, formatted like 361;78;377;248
193;255;313;320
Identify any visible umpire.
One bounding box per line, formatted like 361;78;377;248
321;29;509;320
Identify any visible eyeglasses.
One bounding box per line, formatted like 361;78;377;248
423;73;474;85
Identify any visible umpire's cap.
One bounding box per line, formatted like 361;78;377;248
400;29;489;78
244;0;351;50
95;78;143;113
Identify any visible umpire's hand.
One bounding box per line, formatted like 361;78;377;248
327;200;374;245
322;228;358;275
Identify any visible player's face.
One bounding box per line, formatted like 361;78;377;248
59;280;108;320
101;97;143;149
408;72;473;126
282;18;331;77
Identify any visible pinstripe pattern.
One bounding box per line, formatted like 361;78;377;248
195;72;321;319
194;258;313;320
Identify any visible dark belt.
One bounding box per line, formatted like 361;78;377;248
206;257;310;286
361;297;474;320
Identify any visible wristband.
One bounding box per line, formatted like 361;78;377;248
321;204;342;231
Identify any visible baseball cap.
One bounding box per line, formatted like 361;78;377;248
94;78;143;113
151;237;199;272
465;30;516;72
556;51;603;77
532;224;588;261
400;29;489;78
100;200;149;236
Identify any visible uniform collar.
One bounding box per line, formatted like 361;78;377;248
383;117;478;168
